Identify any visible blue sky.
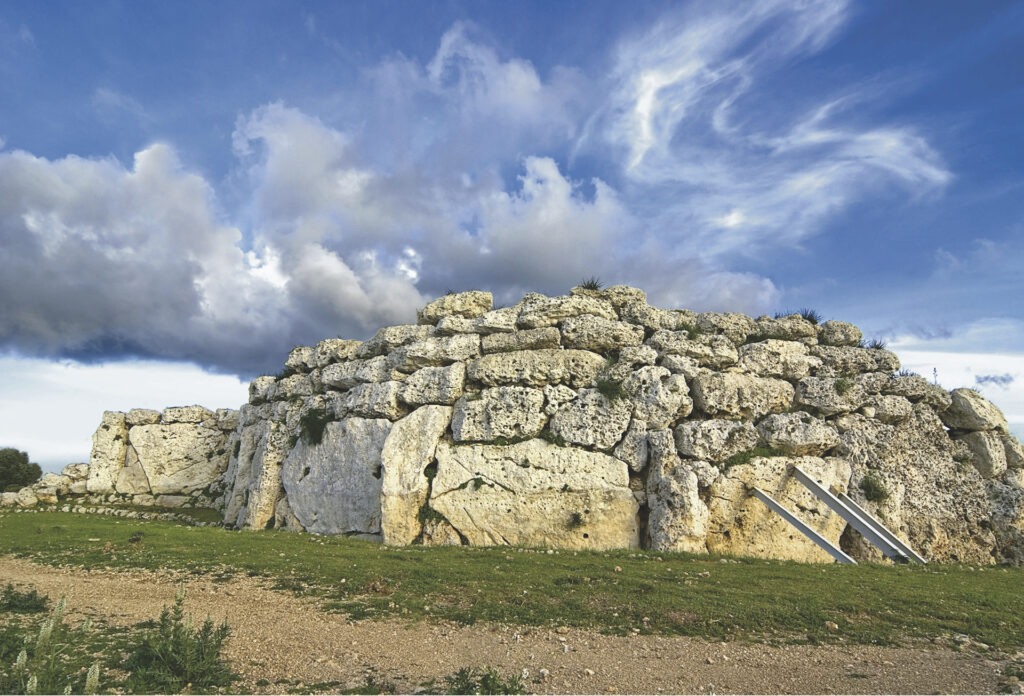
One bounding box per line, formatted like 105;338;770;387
1;0;1022;471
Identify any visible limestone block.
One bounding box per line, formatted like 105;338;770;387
647;331;738;369
1;492;18;507
707;456;852;562
274;496;304;531
321;356;403;390
474;307;518;334
285;346;317;372
417;291;493;324
560;315;644;353
272;374;313;400
38;473;71;495
435;316;479;335
940;389;1009;432
794;375;873;417
314;338;362;367
357;324;435;358
570;284;647;308
61;463;89;480
818;320;863;347
388;334;481;373
618;302;694;331
467;349;606;388
215;409;239;432
516;294;617;329
223;420;289;529
866;395;914;424
281;418;392;535
114;446;151;495
688;459;721;488
659;355;702;380
451;387;546;441
69;481;87;495
132;494;155;506
691;372;793;420
126;408;161;426
613;420;649;473
647;430;709;553
33;487;58;504
756;412;839;456
16;487;38;507
86;411;129;494
421;517;464;546
430;440;639;550
340;382;406;420
810;345;901;376
1003;434;1024;469
882;375;953;411
623;366;692;429
674;419;759;463
750;315;818;342
542;384;577;415
696;312;756;344
162;406;215;424
249;376;276;405
380;406;452;545
399;363;466;406
130;423;227;494
738;340;821;380
155;495;189;508
987;470;1024;564
549;389;632;450
955;430;1008;479
482;327;560;354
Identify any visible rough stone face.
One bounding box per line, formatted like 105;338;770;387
467;349;606;388
281;418;392;536
285;346;317;372
647;430;709;553
1003;434;1024;469
955;430;1008;479
516;294;618;329
866;395;914;424
388;334;481;373
162;406;214;424
114;446;150;495
61;463;89;480
618;302;693;331
314;338;362;367
321;356;401;390
756;412;839;456
707;456;852;562
0;492;17;507
417;291;493;325
126;409;161;426
810;345;900;376
623;366;692;429
451;387;546;442
421;517;464;546
560;315;644;352
380;406;452;545
696;312;756;344
674;420;759;463
224;420;291;529
570;284;647;308
751;315;818;342
691;372;793;420
357;325;435;358
15;487;38;507
647;331;738;369
818;320;863;347
270;374;313;400
249;376;276;405
940;389;1009;432
549;389;632;450
794;375;873;416
738;340;821;380
129;423;227;494
86;411;129;494
481;327;560;354
659;355;702;380
988;469;1024;564
882;375;952;411
339;382;406;420
434;316;479;336
430;440;639;550
613;420;649;472
542;384;577;415
474;307;518;334
398;363;466;406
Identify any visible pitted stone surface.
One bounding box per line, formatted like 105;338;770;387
388;334;481;373
481;327;560;354
86;411;129;495
417;291;493;325
756;412;839;456
126;409;161;426
623;366;692;429
467;349;606;388
647;429;709;553
560;315;644;352
691;372;793;420
810;345;900;376
738;340;821;380
549;389;632;450
357;325;435;358
818;320;863;346
398;363;466;406
674;419;759;463
451;387;546;442
516;294;618;329
696;312;757;344
940;389;1009;432
314;338;362;367
955;430;1008;479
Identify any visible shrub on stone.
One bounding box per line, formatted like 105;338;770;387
799;308;822;325
859;474;888;503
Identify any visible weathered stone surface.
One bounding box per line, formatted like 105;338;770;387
270;374;313;400
224;420;291;529
866;395;914;424
955;430;1008;479
357;324;434;358
882;375;952;411
794;375;873;416
988;469;1024;564
622;366;691;429
38;473;71;495
482;327;560;354
542;384;577;415
756;412;839;456
15;487;38;507
613;420;649;473
647;430;709;553
1003;434;1024;469
810;345;900;376
434;316;479;335
474;307;518;334
380;406;452;545
560;315;644;352
285;346;316;372
549;389;632;450
162;406;214;424
248;376;276;405
273;496;303;531
818;320;862;347
321;356;402;390
114;446;150;495
155;494;189;508
647;331;738;369
86;411;129;494
61;462;89;480
215;409;239;432
281;418;392;536
129;423;227;494
516;294;617;329
674;419;759;463
570;284;647;308
696;312;756;344
738;340;821;380
659;355;702;380
421;517;464;546
451;387;546;442
0;492;18;507
388;334;481;373
691;373;793;420
340;382;406;420
707;456;852;562
417;291;493;325
314;338;362;367
399;363;466;406
940;389;1008;432
430;440;639;550
126;408;161;426
618;302;694;331
751;315;818;342
467;349;606;388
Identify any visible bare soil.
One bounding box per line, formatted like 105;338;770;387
0;556;1005;694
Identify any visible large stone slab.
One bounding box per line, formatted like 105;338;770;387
674;419;759;463
451;387;546;442
756;412;839;456
940;388;1008;432
417;291;493;324
481;327;560;354
129;423;227;495
560;315;644;353
466;349;606;388
430;440;639;550
622;366;692;429
691;372;793;419
810;345;900;376
281;418;393;536
738;340;821;380
549;389;632;450
387;334;481;373
647;430;709;553
647;331;738;369
399;363;466;406
516;294;618;329
224;420;290;529
86;411;129;494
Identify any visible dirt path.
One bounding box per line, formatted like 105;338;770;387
0;556;1005;694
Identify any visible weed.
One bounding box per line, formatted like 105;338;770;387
799;308;822;325
578;276;603;291
484;435;531;447
859;474;888;503
418;504;447;527
299;408;331;446
123;587;235;694
538;429;568;447
723;447;780;469
678;322;703;340
893;369;919;378
421;666;526;695
445;288;456;295
0;584;48;614
866;338;887;350
834;377;854;395
596;377;627;402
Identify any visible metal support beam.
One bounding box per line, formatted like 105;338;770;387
748;486;857;564
837;492;927;564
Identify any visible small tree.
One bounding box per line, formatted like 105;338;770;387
0;448;42;492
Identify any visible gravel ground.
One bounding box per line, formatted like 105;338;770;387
0;556;1005;694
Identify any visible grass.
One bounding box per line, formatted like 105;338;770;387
3;513;1024;650
578;276;603;291
1;583;48;614
421;666;526;695
722;446;781;469
799;308;822;325
596;377;627;402
834;376;854;395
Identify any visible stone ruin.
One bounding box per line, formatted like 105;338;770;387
4;286;1023;565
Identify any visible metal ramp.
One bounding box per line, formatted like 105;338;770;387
749;465;926;565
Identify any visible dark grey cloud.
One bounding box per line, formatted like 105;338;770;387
976;373;1014;388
